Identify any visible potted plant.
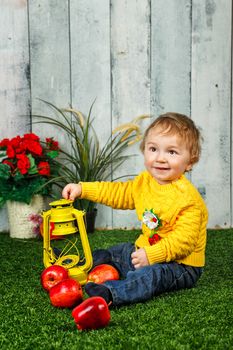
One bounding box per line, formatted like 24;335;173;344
0;133;60;238
33;100;148;232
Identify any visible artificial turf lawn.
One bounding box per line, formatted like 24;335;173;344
0;228;232;350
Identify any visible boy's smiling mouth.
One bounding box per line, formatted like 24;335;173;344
154;166;170;170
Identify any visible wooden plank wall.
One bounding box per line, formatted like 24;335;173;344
0;0;232;231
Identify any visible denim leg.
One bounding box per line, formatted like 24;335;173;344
92;242;135;278
104;262;203;306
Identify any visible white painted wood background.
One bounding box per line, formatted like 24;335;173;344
0;0;232;230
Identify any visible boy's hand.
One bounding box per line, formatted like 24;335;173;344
131;248;149;269
62;183;82;201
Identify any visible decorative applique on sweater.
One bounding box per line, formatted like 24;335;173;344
142;209;161;245
80;171;208;267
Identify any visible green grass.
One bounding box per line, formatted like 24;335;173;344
0;229;232;350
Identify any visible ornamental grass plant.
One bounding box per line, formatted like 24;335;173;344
32;100;149;212
0;229;232;350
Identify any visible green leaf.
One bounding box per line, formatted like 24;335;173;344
0;163;11;180
0;152;7;159
27;154;38;175
14;170;25;181
0;196;5;208
0;176;53;206
46;150;59;159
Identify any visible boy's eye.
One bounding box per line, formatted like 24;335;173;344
149;146;156;152
169;150;177;155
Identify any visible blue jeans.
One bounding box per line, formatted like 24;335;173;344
92;242;203;306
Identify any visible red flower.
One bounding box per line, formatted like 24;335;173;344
148;233;161;246
4;136;25;157
46;138;59;150
2;159;15;170
6;145;15;158
0;138;10;148
22;134;42;156
16;154;30;175
27;141;43;156
10;136;22;149
38;161;50;176
23;133;40;142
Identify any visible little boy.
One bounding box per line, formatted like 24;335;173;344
62;112;208;306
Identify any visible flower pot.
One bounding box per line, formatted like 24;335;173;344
85;209;97;233
7;195;44;239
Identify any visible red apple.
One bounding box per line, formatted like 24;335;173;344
49;278;83;308
41;265;69;291
87;264;119;284
72;296;111;330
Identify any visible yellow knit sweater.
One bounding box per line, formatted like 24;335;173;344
80;171;208;267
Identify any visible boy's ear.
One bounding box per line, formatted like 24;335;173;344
185;163;193;172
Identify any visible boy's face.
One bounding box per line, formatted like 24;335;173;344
143;127;192;185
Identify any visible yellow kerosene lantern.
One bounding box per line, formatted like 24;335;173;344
42;199;93;285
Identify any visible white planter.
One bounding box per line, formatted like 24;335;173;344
7;195;44;239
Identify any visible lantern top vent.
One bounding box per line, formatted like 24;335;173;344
49;199;73;208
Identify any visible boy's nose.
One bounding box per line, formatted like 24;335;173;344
156;152;166;162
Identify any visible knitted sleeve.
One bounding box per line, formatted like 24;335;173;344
144;204;203;265
80;180;136;209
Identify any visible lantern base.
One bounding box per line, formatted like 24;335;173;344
69;266;89;285
46;245;90;285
